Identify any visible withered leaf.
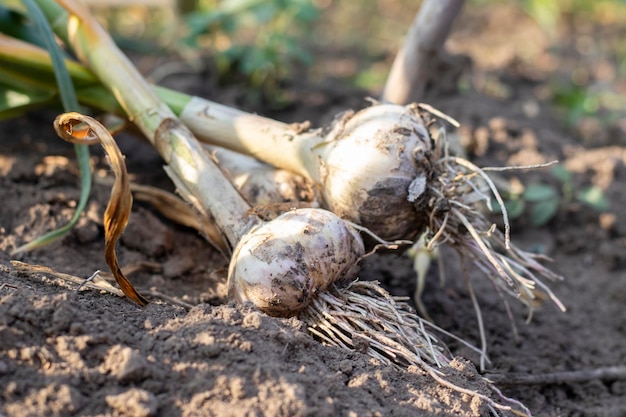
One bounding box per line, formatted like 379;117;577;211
54;112;148;306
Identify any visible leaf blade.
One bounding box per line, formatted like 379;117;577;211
12;0;92;254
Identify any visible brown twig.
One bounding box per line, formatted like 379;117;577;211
11;260;125;298
0;283;19;292
10;260;195;309
145;290;195;310
485;366;626;385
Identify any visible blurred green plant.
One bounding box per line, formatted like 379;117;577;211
514;0;626;33
494;165;608;227
478;0;626;29
552;82;599;126
182;0;320;105
551;77;626;128
511;0;626;129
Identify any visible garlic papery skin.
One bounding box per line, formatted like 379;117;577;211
312;104;432;241
227;208;365;317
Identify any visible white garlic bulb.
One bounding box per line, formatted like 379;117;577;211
228;208;364;317
313;104;432;241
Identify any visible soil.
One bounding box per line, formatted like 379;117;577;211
1;4;626;417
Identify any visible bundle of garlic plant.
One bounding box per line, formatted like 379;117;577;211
22;0;538;412
0;25;565;319
171;91;567;319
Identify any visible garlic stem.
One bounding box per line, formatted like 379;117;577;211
177;96;322;181
42;0;256;248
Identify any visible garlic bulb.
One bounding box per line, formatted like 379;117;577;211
313;104;432;241
228;208;365;317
